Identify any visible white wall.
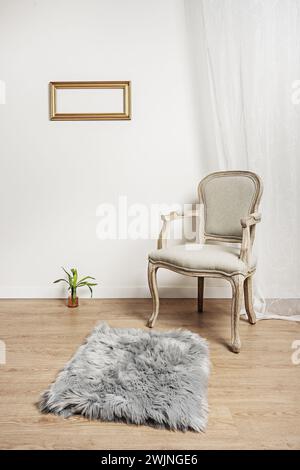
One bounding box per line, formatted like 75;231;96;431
0;0;295;300
0;0;220;298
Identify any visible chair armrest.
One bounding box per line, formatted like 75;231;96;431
161;209;199;222
239;213;261;264
240;212;261;228
157;210;200;249
160;211;182;223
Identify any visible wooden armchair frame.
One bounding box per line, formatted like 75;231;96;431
147;171;263;353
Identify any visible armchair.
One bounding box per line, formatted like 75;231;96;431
147;171;263;353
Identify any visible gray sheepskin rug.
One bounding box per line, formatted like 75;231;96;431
39;322;209;432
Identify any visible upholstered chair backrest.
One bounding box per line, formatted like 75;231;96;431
198;171;262;242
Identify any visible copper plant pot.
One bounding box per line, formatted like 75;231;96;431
68;295;79;308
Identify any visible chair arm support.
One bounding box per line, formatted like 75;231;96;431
157;210;200;249
239;213;261;264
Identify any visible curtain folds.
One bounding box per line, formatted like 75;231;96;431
185;0;300;320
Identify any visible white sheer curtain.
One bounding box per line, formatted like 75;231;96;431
185;0;300;320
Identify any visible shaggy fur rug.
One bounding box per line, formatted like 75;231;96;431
39;322;209;432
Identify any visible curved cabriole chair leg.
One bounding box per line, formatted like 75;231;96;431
147;262;160;328
231;274;244;353
244;275;256;324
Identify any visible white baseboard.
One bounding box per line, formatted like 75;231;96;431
0;285;232;299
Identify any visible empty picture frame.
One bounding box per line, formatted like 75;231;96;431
49;81;131;120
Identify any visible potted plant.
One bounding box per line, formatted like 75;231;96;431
54;267;97;308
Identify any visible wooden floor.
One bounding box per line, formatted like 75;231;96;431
0;299;299;450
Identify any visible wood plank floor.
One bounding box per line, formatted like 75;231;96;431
0;299;299;450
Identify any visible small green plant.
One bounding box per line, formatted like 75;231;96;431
54;267;97;307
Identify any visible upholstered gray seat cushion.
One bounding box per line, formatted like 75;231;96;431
149;243;256;275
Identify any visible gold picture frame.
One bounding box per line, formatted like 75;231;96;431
49;81;131;121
